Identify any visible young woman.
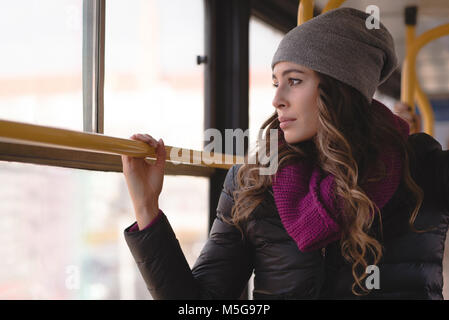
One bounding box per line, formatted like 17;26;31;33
121;8;449;299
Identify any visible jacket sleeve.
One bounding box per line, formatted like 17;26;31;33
408;133;449;212
123;164;253;299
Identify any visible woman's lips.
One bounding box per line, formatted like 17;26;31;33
280;119;295;129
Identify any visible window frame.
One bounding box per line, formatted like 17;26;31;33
82;0;105;134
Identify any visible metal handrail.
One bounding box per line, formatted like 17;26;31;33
298;0;314;25
404;17;435;135
0;119;245;170
401;23;449;134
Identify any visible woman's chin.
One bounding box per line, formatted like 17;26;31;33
284;130;316;144
284;134;304;145
284;133;315;145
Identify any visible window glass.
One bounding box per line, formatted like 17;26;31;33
248;16;284;148
0;0;83;130
0;0;208;299
104;0;205;153
0;161;208;299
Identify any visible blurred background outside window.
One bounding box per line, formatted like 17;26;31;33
0;0;207;299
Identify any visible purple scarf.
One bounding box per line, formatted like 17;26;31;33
272;99;410;252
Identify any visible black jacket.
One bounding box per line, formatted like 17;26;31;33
124;133;449;299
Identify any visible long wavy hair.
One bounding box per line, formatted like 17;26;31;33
228;71;425;296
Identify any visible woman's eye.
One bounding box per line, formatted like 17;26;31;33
272;79;301;88
288;78;302;86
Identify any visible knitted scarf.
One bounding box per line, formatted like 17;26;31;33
271;99;410;252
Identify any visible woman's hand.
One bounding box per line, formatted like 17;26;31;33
121;134;166;229
393;102;421;134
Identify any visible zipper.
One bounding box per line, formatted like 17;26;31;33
314;247;327;299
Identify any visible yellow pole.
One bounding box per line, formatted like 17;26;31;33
298;0;314;25
404;24;417;112
0;119;244;170
321;0;346;14
401;23;449;107
414;82;435;135
405;23;435;135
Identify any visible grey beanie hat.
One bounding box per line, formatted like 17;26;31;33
271;7;398;103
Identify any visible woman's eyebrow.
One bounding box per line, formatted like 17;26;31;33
272;69;306;79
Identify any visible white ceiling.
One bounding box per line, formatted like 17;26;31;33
314;0;449;95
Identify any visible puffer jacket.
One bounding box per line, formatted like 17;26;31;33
124;132;449;299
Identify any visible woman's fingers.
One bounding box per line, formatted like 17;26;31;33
127;134;165;165
393;102;412;112
129;133;159;148
393;102;422;133
121;134;139;165
138;134;166;168
122;134;152;166
155;138;166;169
398;112;413;122
141;134;158;147
394;103;412;119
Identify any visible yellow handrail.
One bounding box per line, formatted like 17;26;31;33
414;80;435;135
404;23;435;135
0;119;245;170
405;25;417;108
298;0;314;25
401;23;449;111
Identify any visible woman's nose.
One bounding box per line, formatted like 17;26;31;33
272;89;287;110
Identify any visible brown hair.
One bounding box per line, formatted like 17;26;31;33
228;71;425;296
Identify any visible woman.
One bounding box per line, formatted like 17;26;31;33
121;8;449;299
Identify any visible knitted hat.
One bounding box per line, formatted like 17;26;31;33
271;7;398;103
